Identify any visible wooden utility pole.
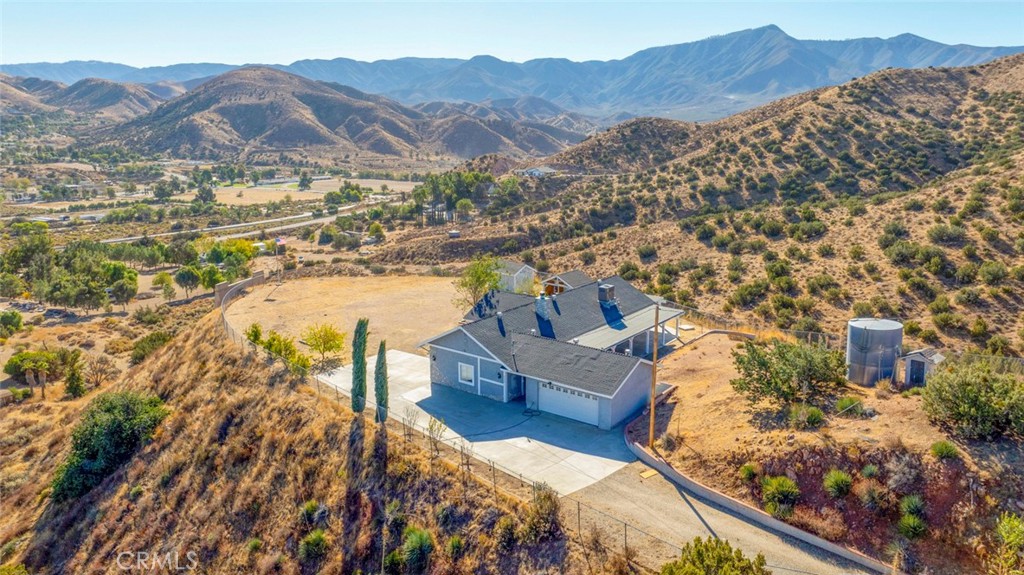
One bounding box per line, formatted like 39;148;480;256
648;305;659;449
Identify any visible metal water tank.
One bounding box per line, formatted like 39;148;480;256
846;318;903;387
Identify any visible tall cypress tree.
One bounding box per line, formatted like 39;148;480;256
374;340;388;423
351;318;369;413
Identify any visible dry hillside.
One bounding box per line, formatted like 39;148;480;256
0;311;582;575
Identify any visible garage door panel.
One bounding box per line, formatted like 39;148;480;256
538;382;599;426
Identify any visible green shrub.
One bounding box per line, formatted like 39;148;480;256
835;396;863;417
661;537;771;574
739;463;759;481
823;469;853;498
298;529;328;563
130;331;172;364
0;310;23;338
900;494;926;517
860;464;879;478
789;403;825;429
930;440;959;460
495;515;517;554
523;483;561;542
855;479;885;510
246;538;262;552
402;526;434;574
300;500;321;524
445;535;464;560
637;244;658;260
132;306;164;326
761;476;800;518
923;360;1021;439
52;392;168;501
897;514;927;539
979;261;1009;285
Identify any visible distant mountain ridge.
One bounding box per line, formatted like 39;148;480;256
4;26;1021;119
99;67;590;160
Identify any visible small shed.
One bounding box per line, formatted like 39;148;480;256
900;348;945;387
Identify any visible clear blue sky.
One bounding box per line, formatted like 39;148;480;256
2;1;1022;67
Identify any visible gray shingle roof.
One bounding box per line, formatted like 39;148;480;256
462;289;536;322
450;276;656;394
508;334;643;397
546;270;594;289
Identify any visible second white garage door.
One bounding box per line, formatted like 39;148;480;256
538;382;599;426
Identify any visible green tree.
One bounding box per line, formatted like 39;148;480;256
374;340;389;423
0;273;26;298
194;185;216;204
65;361;86;398
152;271;173;288
661;537;772;575
51;392;168;501
922;359;1021;439
454;254;501;308
455;198;474;220
161;282;176;302
174;266;201;298
351;318;369;413
303;323;346;372
109;278;138;311
298;171;313;190
152;180;174;202
368;221;385;241
199;264;224;290
729;340;845;410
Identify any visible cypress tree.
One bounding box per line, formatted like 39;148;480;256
351;318;369;412
374;340;388;423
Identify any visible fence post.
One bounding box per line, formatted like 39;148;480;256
490;461;497;501
577;500;582;536
623;522;627;555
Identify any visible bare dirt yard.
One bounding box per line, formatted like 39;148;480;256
223;275;464;354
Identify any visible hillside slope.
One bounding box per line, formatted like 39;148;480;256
44;77;164;121
102;66;588;160
0;311;575;574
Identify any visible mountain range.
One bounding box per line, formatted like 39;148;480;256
3;26;1021;120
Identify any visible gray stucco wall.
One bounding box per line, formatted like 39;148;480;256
479;379;504;401
609;363;651;429
430;347;480;393
524;377;539;410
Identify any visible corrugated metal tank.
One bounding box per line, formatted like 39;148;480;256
846;318;903;387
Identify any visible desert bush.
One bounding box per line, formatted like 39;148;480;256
298;529;328;563
132;305;164;326
761;476;800;518
522;483;561;542
900;494;926;518
246;538;262;552
922;359;1022;439
927;223;967;245
854;478;886;511
660;537;771;574
494;515;517;554
739;463;760;481
836;396;864;417
637;244;658;260
130;331;172;364
790;507;848;541
445;535;464;560
990;513;1024;574
789;403;825;429
823;469;853;498
730;340;845;410
51;392;168;501
930;440;959;460
979;261;1009;285
897;514;927;539
860;464;879;478
402;526;434;574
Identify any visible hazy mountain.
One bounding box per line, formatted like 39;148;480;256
45;78;164;121
102;67;588;159
4;26;1020;120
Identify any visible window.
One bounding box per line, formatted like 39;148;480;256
458;362;474;385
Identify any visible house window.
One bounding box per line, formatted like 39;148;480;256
458;363;475;385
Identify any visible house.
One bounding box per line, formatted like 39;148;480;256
515;166;558;179
542;270;594;295
422;276;683;429
900;348;945;387
497;259;536;294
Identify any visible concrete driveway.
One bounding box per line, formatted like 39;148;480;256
319;350;634;494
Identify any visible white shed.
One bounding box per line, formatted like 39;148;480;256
900;348;945;387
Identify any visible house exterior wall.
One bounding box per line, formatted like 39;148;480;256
429;330;510;402
607;364;652;429
525;377;540;410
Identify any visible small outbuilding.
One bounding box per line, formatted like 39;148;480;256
497;259;536;294
900;348;945;387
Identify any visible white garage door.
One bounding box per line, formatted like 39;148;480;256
538;382;599;426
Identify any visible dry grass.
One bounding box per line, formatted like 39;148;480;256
223;275;464;354
0;310;590;574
